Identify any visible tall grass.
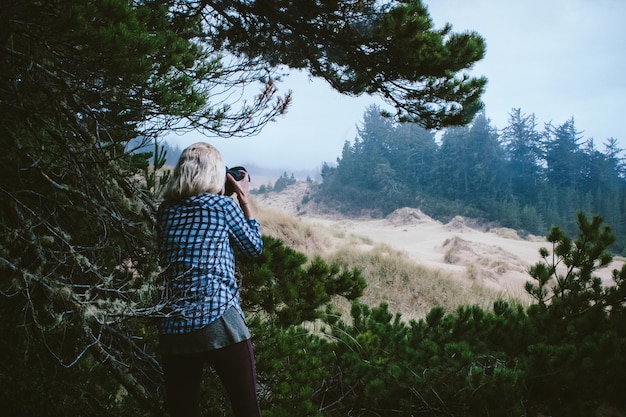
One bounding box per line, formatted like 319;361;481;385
254;201;517;322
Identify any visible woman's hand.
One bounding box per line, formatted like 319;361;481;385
226;170;253;218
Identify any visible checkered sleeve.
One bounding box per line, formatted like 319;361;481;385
223;198;263;257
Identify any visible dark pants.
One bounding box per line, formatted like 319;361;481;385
162;339;262;417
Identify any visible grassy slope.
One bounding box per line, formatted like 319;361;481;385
253;197;518;322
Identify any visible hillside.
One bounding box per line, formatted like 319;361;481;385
252;181;624;319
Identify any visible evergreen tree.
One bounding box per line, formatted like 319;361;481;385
600;138;626;250
463;112;506;204
273;172;297;192
604;137;626;180
319;105;438;213
544;118;585;188
389;120;438;194
525;212;626;415
0;1;223;411
213;0;487;128
435;125;469;200
435;112;503;206
501;108;544;200
318;105;401;213
354;105;398;177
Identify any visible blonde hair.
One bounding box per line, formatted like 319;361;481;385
163;142;226;201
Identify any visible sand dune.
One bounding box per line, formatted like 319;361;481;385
254;182;623;298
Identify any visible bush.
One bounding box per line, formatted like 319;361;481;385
247;212;626;416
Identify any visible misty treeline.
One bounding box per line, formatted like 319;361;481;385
317;105;626;253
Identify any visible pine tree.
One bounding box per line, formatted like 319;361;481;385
544;118;585;188
211;0;487;128
525;212;626;415
501;108;544;200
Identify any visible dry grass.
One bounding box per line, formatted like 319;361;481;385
253;202;333;255
254;200;517;323
326;243;509;322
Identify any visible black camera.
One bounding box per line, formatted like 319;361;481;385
224;166;248;195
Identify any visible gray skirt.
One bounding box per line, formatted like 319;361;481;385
159;306;251;355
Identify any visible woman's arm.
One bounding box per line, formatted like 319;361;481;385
225;171;263;256
226;171;254;219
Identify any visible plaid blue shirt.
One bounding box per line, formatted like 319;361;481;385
156;193;263;335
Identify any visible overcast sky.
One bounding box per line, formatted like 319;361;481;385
169;0;626;172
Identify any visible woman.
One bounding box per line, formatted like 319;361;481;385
156;142;263;417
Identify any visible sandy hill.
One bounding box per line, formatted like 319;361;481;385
253;181;623;303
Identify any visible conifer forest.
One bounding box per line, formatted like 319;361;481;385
318;106;626;253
